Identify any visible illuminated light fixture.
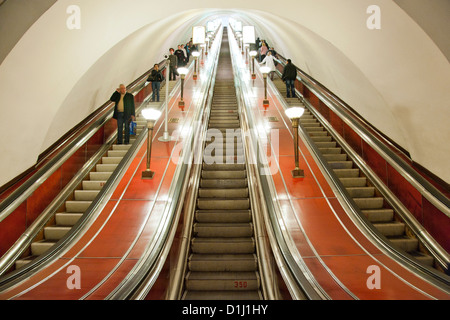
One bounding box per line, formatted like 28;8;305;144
141;108;162;179
242;26;255;44
177;67;189;110
192;52;200;80
235;21;243;33
285;106;306;178
192;26;206;45
260;66;271;108
207;21;215;33
249;50;257;80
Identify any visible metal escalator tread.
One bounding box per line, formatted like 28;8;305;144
183;29;262;300
14;141;134;270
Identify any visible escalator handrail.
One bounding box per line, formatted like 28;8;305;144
163;60;218;300
228;26;329;300
0;110;148;289
0;61;170;286
0;134;116;277
0;60;167;224
298;95;450;282
263;60;450;286
273;55;450;217
108;26;224;300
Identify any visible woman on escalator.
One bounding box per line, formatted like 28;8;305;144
260;51;277;80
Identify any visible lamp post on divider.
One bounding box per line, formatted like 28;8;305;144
285;107;306;178
260;66;271;109
158;55;174;142
193;25;206;66
249;51;257;80
200;44;205;65
236;33;243;53
244;44;249;64
192;52;200;80
142;108;162;179
178;67;189;111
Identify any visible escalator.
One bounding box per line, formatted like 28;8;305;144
273;77;439;271
11;81;176;271
182;30;262;300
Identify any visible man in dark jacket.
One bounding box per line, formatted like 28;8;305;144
174;45;186;67
147;64;165;102
110;84;135;145
168;48;178;81
281;59;297;98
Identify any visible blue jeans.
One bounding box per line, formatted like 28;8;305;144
286;79;295;98
152;82;161;102
117;112;130;145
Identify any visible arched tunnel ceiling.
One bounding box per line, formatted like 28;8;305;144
0;0;449;187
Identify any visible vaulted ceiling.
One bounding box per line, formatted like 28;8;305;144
0;0;449;186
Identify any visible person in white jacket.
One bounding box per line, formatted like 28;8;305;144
260;51;277;80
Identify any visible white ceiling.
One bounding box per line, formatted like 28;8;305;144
0;0;449;186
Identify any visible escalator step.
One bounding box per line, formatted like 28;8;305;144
201;171;247;179
373;222;406;237
346;187;375;198
195;210;252;223
200;179;248;189
194;223;254;238
183;290;261;300
197;198;250;210
353;197;384;210
44;226;72;240
202;163;245;171
361;209;394;222
55;212;83;226
65;201;92;213
198;188;249;198
188;254;258;272
185;271;260;291
74;190;100;201
191;238;255;254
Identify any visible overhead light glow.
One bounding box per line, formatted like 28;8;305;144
142;108;162;121
285;107;305;120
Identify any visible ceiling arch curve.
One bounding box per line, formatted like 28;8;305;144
0;0;449;186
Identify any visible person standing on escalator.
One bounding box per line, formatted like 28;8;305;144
147;64;165;102
260;51;276;80
110;84;135;145
174;45;186;67
281;59;297;98
168;48;178;81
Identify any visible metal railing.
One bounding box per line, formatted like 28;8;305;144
109;25;224;300
0;60;169;286
228;25;329;300
271;56;450;282
274;55;450;218
0;61;167;225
